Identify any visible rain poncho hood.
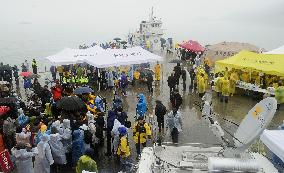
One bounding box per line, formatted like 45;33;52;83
62;119;71;129
136;94;147;117
118;126;127;136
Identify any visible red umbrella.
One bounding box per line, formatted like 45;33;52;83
0;106;10;116
20;71;33;77
179;40;205;52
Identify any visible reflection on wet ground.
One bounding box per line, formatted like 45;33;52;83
13;52;284;173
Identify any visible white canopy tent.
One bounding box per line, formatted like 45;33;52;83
264;45;284;54
84;46;163;68
45;46;104;65
45;46;163;67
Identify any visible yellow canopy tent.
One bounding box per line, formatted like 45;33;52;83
215;51;284;77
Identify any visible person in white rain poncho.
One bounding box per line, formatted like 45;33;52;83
107;70;115;89
166;108;183;144
86;111;95;125
12;142;36;173
59;119;72;153
112;119;127;154
34;134;54;173
49;126;67;165
182;67;191;93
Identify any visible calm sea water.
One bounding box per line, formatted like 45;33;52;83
0;24;112;71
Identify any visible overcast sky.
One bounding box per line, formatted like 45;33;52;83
0;0;284;53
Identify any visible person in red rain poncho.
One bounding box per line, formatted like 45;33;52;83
51;80;62;102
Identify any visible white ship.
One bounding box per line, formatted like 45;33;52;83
137;96;281;172
128;7;164;52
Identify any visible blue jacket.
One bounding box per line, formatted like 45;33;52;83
136;94;147;117
72;130;85;166
107;110;116;131
120;74;128;88
95;96;104;112
23;79;32;89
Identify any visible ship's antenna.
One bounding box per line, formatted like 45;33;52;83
151;6;154;19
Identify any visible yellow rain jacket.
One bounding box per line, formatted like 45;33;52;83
134;71;140;80
86;103;97;115
197;76;206;94
133;121;151;144
255;75;261;86
214;77;221;93
222;78;230;96
117;136;130;158
154;64;161;81
241;72;249;83
44;103;52;117
229;72;238;95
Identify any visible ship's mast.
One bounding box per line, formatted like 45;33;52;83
150;7;154;21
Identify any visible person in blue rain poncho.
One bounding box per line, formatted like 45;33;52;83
95;96;104;112
18;108;29;127
72;130;85;167
34;134;54;173
136;94;147;119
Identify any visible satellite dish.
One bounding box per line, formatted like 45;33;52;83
234;97;277;150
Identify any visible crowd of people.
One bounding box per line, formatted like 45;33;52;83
0;56;189;173
1;45;283;173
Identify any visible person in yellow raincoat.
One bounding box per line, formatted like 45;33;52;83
154;62;161;81
224;67;229;79
133;70;140;86
221;77;230;103
241;70;250;83
255;73;261;86
197;73;206;98
133;117;151;156
229;70;239;96
117;126;132;172
76;148;98;173
214;73;223;97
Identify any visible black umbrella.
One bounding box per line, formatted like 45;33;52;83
113;38;121;41
74;86;94;95
120;41;127;44
169;59;183;64
56;96;85;111
160;38;166;44
140;68;155;75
